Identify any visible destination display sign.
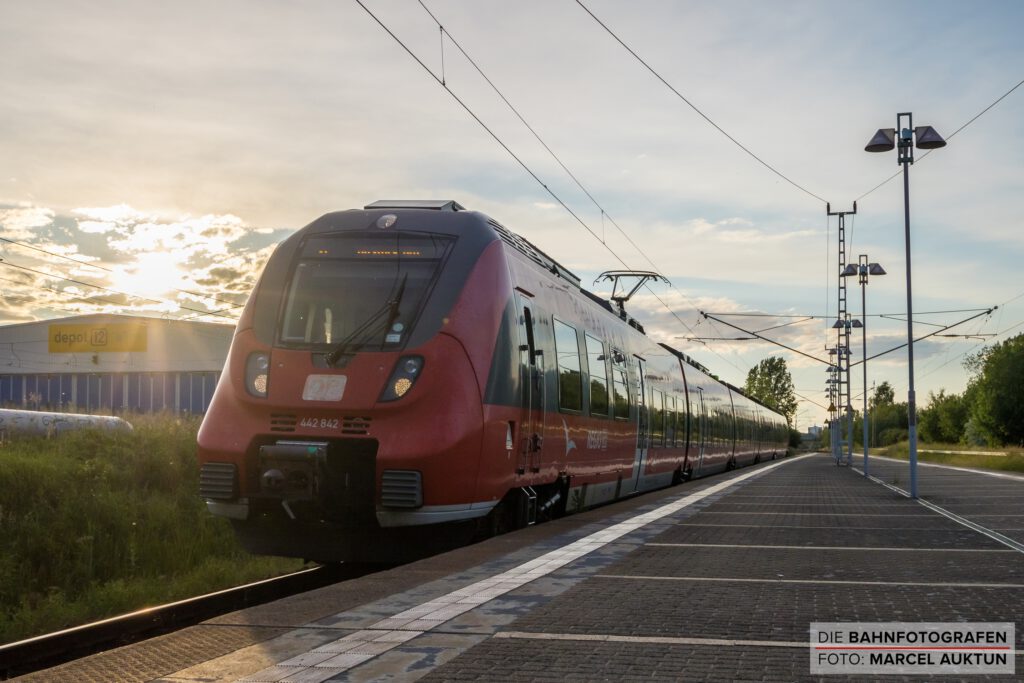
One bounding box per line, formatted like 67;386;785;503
48;323;148;353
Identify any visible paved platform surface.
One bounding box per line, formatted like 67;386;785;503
17;454;1024;682
859;454;1024;546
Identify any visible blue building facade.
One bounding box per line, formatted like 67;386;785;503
0;371;221;414
0;314;233;415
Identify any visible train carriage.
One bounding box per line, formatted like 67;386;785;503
197;200;788;563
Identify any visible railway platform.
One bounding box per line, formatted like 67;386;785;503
16;453;1024;681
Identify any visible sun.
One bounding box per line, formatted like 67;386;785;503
110;252;187;301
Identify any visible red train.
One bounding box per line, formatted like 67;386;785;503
198;201;788;563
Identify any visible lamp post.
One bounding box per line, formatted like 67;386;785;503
842;257;885;477
865;113;946;499
826;348;839;462
832;316;862;466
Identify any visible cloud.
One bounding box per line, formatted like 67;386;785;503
0;203;283;324
0;206;55;240
74;204;151;234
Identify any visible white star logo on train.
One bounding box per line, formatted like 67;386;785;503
562;418;577;457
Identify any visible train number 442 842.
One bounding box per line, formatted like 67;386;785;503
299;417;339;430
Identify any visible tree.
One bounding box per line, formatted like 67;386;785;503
871;381;895;409
859;381;907;447
964;334;1024;446
744;356;797;425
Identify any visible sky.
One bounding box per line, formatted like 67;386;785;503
2;0;1023;427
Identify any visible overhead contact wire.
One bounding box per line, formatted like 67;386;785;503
574;0;828;205
357;0;720;350
417;0;667;278
414;1;752;366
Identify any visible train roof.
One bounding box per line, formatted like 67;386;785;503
335;202;781;411
358;200;651;333
657;342;711;375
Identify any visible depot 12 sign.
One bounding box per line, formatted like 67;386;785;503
48;323;148;353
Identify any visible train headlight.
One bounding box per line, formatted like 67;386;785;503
246;352;270;398
379;355;423;402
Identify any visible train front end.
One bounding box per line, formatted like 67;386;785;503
197;202;506;563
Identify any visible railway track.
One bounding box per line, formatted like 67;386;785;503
0;562;381;679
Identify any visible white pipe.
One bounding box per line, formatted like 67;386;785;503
0;408;132;436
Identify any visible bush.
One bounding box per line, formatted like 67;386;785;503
0;413;301;643
878;427;908;447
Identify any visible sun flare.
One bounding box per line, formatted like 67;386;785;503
110;253;187;300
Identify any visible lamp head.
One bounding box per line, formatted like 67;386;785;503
840;264;859;277
868;263;887;276
851;319;863;328
865;128;896;152
914;125;947;149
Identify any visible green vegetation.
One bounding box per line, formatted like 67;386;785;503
744;356;797;425
820;334;1024;454
876;441;1024;473
0;414;303;644
960;334;1024;446
819;380;909;449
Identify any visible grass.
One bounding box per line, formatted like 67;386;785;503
875;441;1024;473
0;413;303;644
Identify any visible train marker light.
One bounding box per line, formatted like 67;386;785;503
246;352;270;397
377;214;398;229
392;378;413;397
380;355;425;402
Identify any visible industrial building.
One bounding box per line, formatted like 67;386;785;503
0;314;234;414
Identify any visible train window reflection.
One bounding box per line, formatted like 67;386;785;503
585;334;608;417
651;389;664;447
611;349;629;419
553;319;582;412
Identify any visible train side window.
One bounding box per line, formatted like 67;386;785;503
651;389;665;447
611;349;630;419
676;397;686;448
585;334;609;417
666;395;676;446
712;407;722;447
690;396;701;445
553;318;582;412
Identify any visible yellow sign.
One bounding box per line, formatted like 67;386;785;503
48;323;148;353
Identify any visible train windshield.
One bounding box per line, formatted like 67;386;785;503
280;233;454;350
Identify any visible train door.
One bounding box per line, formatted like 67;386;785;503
516;293;545;473
627;356;649;492
693;387;708;476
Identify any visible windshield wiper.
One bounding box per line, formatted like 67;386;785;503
380;275;408;344
324;274;408;367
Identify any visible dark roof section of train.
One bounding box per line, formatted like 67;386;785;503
658;342;711;375
485;219;582;288
365;200;583;288
362;201;649;335
722;379;789;420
